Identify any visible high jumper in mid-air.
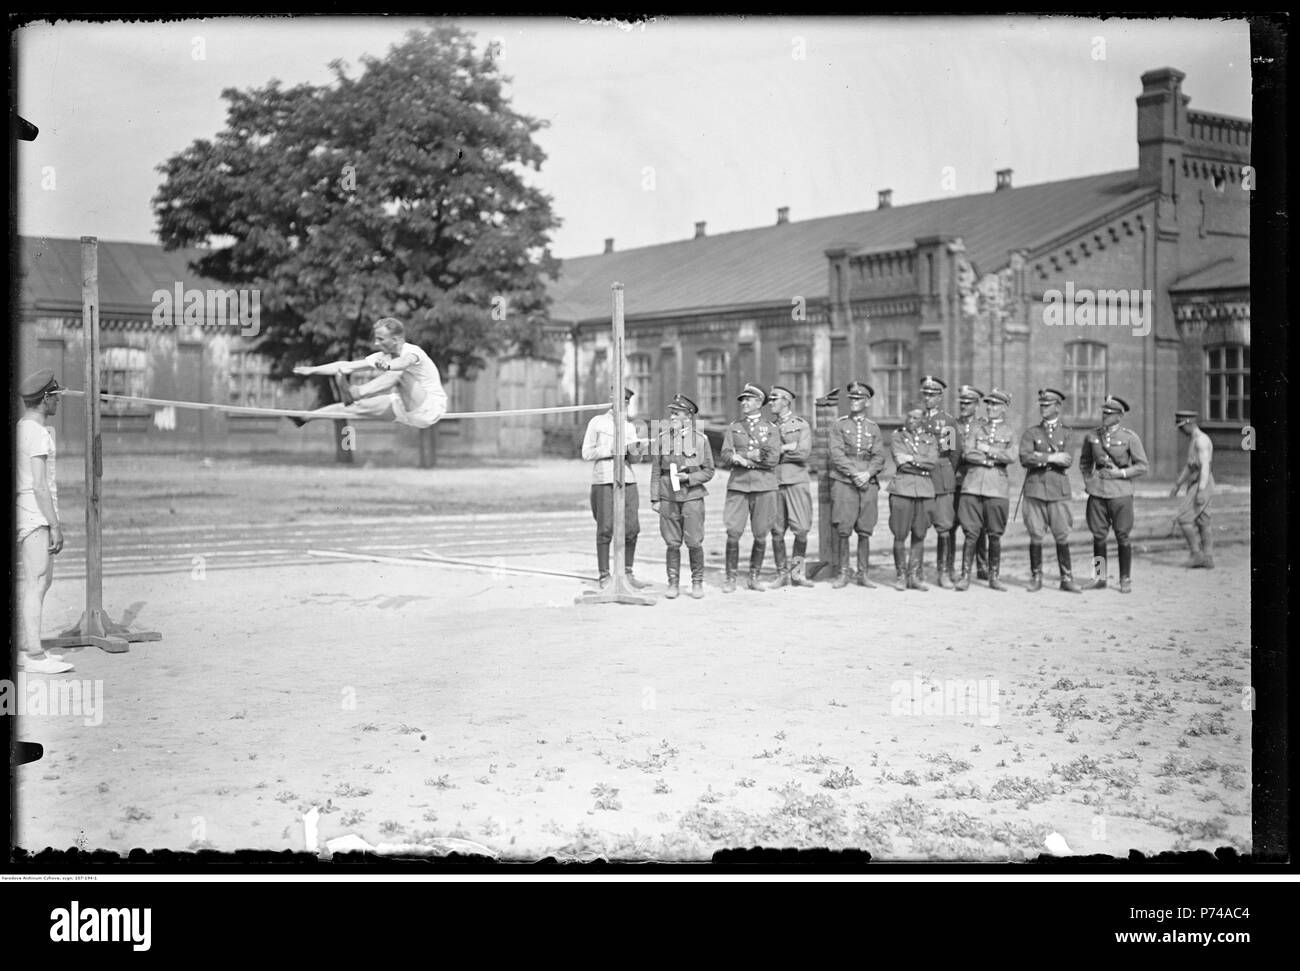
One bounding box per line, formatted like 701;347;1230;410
290;317;447;428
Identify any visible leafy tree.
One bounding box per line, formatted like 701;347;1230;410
154;24;562;401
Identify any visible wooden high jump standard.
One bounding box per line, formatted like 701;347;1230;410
40;237;163;654
576;283;655;607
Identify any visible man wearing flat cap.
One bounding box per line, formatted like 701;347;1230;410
582;387;648;590
953;384;990;581
1080;395;1149;592
649;394;715;599
15;369;75;674
1170;410;1216;568
1018;388;1082;593
720;382;781;592
827;381;887;589
766;385;815;589
956;388;1016;591
919;376;962;588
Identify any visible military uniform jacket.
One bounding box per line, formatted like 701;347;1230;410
1080;425;1149;499
721;416;780;492
922;408;961;494
649;427;715;504
961;417;1017;499
888;428;940;499
954;414;981;488
1019;420;1073;501
828;415;886;486
773;414;813;486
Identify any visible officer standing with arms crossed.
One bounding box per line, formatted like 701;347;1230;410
1080;395;1149;593
649;394;715;599
920;376;961;588
827;381;887;589
766;385;815;589
1019;388;1082;593
955;388;1015;591
720;382;781;592
888;402;941;591
953;385;990;580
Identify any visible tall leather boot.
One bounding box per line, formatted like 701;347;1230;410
772;535;790;587
1083;537;1108;590
935;534;951;588
954;535;973;591
987;535;1008;591
891;542;908;591
832;540;854;589
624;534;650;589
1196;522;1215;569
1179;523;1203;568
746;540;767;591
855;537;877;588
664;547;681;599
945;528;959;586
723;539;739;593
907;539;930;591
597;540;611;589
688;546;706;599
1117;541;1133;594
975;531;990;581
1057;542;1082;593
790;536;814;588
1026;543;1043;592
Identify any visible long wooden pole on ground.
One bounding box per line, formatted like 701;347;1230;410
576;283;655;607
41;237;162;653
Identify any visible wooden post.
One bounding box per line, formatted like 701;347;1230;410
576;283;655;607
42;237;161;653
807;389;844;581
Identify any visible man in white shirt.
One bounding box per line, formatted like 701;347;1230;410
15;369;75;674
291;317;448;428
582;389;648;590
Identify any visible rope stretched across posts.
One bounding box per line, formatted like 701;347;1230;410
58;390;610;422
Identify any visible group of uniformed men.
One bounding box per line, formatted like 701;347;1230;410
583;376;1216;599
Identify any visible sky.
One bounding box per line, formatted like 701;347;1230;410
15;15;1252;259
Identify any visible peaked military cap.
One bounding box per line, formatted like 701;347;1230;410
767;384;796;404
982;388;1012;406
846;381;875;400
1174;410;1199;426
1102;395;1130;414
1037;388;1067;405
957;384;984;403
668;393;698;415
920;375;948;393
19;368;60;398
737;382;766;402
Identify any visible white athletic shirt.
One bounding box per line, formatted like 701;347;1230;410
582;411;643;486
366;342;447;413
16;418;58;531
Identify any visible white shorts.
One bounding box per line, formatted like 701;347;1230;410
392;392;448;429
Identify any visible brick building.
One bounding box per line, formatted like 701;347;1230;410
549;67;1250;479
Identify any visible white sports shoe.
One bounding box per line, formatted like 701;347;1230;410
20;655;75;674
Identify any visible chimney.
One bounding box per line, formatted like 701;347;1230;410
694;221;707;238
878;189;892;209
776;206;790;225
1137;66;1188;190
995;169;1013;191
604;237;615;254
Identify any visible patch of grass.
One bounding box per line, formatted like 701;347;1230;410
821;767;860;790
334;782;373;798
591;783;622;812
339;810;366;827
424;775;457;790
121;806;153;822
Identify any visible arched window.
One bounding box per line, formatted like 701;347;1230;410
1205;344;1250;422
870;341;909;418
1064;341;1106;420
696;349;727;415
777;344;812;405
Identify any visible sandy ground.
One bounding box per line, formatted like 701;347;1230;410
15;528;1250;861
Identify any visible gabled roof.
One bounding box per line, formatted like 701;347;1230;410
548;169;1154;324
19;236;220;316
1170;255;1250;293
